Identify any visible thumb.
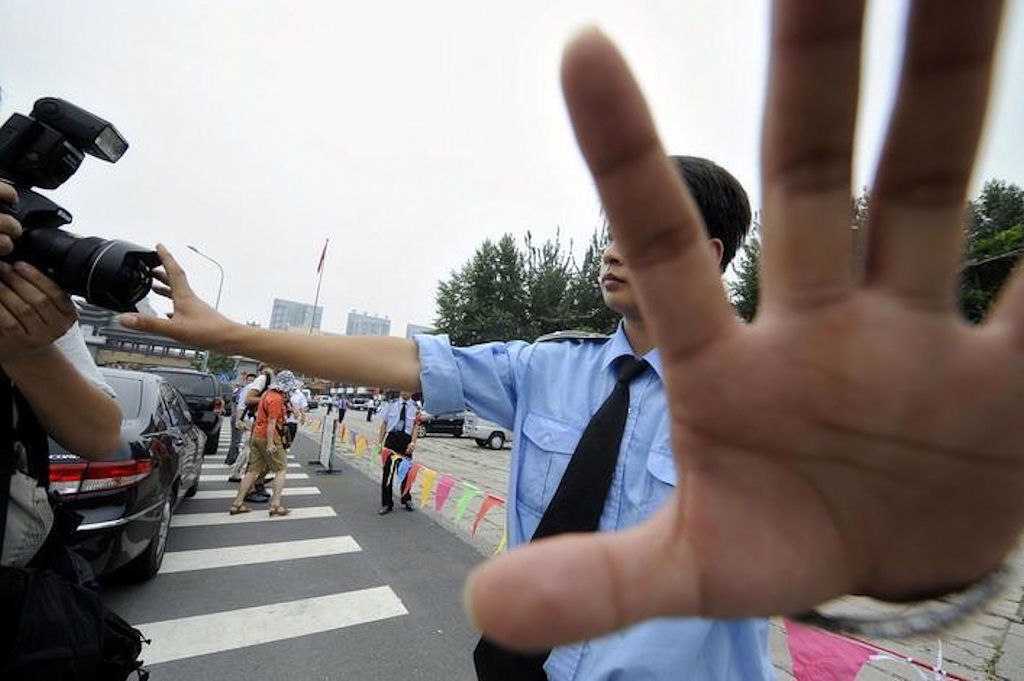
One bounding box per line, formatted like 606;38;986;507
463;506;699;650
117;312;175;336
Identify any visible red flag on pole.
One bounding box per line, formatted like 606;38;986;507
316;239;329;274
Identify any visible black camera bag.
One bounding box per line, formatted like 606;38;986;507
0;373;149;680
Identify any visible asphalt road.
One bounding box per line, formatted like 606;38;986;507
101;425;484;681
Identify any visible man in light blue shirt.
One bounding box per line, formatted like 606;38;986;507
376;391;420;513
415;157;774;680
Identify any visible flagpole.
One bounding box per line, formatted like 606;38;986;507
310;238;328;334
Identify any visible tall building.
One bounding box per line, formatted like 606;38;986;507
269;298;323;331
346;310;390;337
405;323;434;338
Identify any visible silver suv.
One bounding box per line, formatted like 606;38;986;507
464;412;513;450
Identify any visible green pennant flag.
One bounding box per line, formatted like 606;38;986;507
453;482;480;524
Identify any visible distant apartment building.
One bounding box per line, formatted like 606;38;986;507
346;310;390;337
405;323;435;338
270;298;323;331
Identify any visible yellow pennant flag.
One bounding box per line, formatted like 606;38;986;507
355;437;366;457
493;528;507;555
418;468;438;508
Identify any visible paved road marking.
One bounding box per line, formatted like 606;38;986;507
137;586;407;665
202;462;301;470
160;536;361;574
170;505;335;527
190;487;321;500
199;473;309;482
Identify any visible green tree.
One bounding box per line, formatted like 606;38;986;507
523;230;575;339
729;230;761;323
193;351;235;375
960;180;1024;323
565;229;620;334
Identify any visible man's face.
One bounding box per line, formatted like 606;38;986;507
399;391;412;400
599;239;638;317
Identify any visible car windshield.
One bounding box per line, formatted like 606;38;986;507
151;371;216;397
103;375;144;420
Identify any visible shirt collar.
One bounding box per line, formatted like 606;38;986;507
601;322;665;381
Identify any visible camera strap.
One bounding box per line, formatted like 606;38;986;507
0;372;15;559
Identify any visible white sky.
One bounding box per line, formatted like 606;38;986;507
2;1;1022;336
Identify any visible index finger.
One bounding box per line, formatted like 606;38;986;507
10;262;76;316
561;29;737;360
0;183;18;205
155;244;198;300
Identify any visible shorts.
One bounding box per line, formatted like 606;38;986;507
246;437;286;475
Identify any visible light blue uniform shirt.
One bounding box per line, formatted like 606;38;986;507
415;325;775;681
378;397;418;436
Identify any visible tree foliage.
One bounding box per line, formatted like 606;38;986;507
961;180;1024;322
434;228;619;345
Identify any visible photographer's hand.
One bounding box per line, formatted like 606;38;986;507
465;5;1024;651
0;261;78;363
0;183;24;257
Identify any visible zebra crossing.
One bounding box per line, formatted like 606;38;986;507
113;421;413;674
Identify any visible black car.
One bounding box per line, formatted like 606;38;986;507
143;367;224;457
417;411;466;438
49;369;205;580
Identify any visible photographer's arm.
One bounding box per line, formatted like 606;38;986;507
118;246;422;392
5;346;121;459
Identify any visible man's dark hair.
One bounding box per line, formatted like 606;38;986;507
669;155;751;270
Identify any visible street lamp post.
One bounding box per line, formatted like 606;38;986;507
187;245;224;373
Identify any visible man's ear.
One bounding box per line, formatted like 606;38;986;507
709;238;724;266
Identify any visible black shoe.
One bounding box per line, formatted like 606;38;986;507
378;506;393;515
245;492;270;503
402;501;414;512
227;476;242;483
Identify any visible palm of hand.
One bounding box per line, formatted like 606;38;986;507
671;299;1024;616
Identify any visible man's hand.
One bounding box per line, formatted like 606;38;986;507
465;3;1024;650
117;244;235;350
0;261;79;365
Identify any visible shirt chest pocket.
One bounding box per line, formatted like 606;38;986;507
517;412;583;515
624;444;677;519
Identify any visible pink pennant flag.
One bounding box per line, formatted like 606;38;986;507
401;462;423;496
784;620;877;681
471;494;505;535
434;474;456;512
380;447;393;466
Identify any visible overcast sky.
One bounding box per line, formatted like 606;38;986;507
2;1;1023;336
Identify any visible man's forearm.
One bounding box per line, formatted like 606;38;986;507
4;346;121;459
219;325;422;392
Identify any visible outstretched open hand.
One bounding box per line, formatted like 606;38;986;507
466;2;1024;650
118;244;234;350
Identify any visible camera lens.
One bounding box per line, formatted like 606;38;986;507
12;228;158;312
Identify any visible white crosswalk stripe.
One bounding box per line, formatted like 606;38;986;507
202;462;302;470
171;505;336;527
138;586;408;665
159;536;361;574
199;472;309;482
190;486;321;499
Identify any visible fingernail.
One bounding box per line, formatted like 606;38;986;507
13;261;31;274
0;262;10;276
117;313;138;328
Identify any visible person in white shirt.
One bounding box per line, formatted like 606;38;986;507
285;387;308;447
376;391;419;514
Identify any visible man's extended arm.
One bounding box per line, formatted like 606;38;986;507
119;247;422;393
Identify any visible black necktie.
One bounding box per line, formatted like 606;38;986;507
474;355;650;680
395;401;407;433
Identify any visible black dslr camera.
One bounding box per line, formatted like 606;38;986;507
0;98;158;312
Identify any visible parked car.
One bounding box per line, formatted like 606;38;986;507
349;396;373;411
142;367;224;457
417;411;466;438
49;368;206;581
464;412;513;450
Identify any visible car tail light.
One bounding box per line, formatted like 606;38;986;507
212;397;224;414
49;460;154;496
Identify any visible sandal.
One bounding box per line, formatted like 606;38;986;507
229;503;251;515
269;505;291;517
